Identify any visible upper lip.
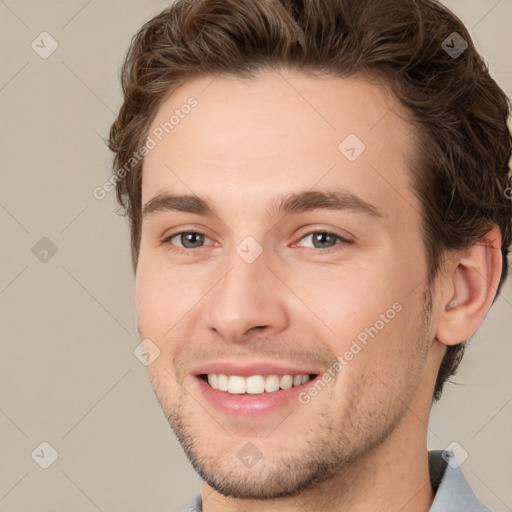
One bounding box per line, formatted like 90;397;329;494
192;361;321;377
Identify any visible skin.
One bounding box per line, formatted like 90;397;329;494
134;68;502;511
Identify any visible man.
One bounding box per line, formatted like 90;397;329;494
108;0;511;510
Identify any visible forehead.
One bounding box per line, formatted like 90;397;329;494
141;68;418;219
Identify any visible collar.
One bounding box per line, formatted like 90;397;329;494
428;450;491;511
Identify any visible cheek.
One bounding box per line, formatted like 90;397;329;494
306;268;399;329
134;270;186;383
134;260;209;344
311;266;423;367
135;266;160;332
332;304;427;413
134;261;176;346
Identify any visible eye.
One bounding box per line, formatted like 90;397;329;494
294;230;349;251
164;230;214;250
163;229;350;253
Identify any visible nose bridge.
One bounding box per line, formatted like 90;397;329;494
205;243;288;341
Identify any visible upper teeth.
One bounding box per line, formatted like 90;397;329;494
206;374;311;394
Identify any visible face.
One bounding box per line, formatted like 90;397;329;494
135;68;438;499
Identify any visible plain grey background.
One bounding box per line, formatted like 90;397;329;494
0;1;511;511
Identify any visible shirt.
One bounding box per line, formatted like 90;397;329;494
180;450;491;511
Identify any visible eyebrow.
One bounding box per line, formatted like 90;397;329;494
142;188;383;220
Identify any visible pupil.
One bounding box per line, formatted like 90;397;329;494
184;232;203;248
315;232;333;248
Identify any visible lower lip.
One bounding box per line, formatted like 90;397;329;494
195;375;319;417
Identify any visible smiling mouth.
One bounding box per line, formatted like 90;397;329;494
199;373;318;394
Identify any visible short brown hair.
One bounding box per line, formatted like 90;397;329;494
108;0;512;401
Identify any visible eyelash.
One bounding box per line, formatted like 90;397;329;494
162;229;351;254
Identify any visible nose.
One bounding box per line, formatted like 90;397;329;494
205;250;290;343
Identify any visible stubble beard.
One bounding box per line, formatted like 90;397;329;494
148;292;433;500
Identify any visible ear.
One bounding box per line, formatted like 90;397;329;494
435;225;503;346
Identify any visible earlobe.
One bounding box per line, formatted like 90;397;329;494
435;225;502;346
